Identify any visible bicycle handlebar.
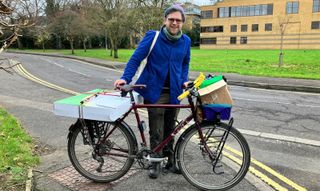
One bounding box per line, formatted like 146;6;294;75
117;84;146;92
116;84;146;97
178;72;205;101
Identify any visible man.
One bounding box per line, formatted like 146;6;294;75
114;4;191;179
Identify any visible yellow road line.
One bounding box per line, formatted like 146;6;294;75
225;144;307;191
16;64;79;95
223;151;288;191
251;158;307;191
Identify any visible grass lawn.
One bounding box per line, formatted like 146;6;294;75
15;48;320;79
0;107;39;190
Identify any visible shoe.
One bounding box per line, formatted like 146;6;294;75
149;162;160;179
164;162;181;174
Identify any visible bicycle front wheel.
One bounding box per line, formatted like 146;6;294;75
67;120;136;183
177;122;250;191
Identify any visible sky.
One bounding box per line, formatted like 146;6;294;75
179;0;216;6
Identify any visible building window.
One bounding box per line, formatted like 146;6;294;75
287;2;299;14
265;23;272;31
230;37;237;44
242;6;249;16
218;7;230;18
231;7;236;17
218;4;273;18
249;6;255;16
236;6;242;16
255;5;261;15
311;21;320;29
213;26;224;32
252;24;259;32
261;4;268;15
230;6;240;17
201;38;217;44
201;26;224;33
267;4;274;15
241;24;248;32
201;10;213;19
230;25;237;32
314;0;320;12
240;37;247;44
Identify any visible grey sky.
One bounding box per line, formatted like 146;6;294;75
180;0;215;6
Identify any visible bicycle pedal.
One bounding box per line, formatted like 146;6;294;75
144;155;166;162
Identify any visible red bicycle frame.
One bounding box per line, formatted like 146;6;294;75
113;91;205;155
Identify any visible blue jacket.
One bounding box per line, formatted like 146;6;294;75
121;29;191;104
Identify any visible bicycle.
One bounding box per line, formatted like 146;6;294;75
66;73;251;191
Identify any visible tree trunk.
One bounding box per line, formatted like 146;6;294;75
83;39;87;52
17;38;23;49
113;39;118;58
42;42;45;52
105;34;108;51
70;39;74;55
109;39;114;57
88;39;92;49
57;35;62;49
279;33;284;67
129;34;134;49
114;47;118;58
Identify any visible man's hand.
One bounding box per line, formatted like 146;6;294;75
183;81;192;89
114;79;127;89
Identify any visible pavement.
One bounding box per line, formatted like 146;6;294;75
8;50;320;94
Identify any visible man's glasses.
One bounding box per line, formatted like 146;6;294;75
167;18;182;24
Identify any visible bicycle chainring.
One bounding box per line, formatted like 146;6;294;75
136;148;153;169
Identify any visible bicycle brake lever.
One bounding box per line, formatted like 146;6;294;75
121;90;128;97
187;82;194;89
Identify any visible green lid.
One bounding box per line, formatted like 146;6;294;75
55;89;104;105
200;75;223;89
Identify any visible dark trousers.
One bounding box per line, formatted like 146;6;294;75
146;93;178;158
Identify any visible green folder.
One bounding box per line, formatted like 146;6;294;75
200;75;223;89
55;89;104;106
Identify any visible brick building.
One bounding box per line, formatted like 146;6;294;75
200;0;320;49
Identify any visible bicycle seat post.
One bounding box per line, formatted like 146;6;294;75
129;90;135;104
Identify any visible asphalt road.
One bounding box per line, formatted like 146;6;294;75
1;52;319;191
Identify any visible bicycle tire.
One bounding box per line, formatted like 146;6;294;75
177;122;250;191
67;120;136;183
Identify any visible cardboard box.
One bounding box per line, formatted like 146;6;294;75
198;80;233;105
53;89;142;121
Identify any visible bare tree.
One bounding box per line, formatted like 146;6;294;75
129;0;173;47
278;16;293;67
35;25;50;51
77;0;100;52
92;0;133;58
0;0;22;73
90;0;173;58
278;17;290;67
48;9;82;54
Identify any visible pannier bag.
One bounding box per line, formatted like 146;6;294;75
202;104;232;121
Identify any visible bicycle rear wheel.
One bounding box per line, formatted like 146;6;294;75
177;122;250;191
67;120;136;183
